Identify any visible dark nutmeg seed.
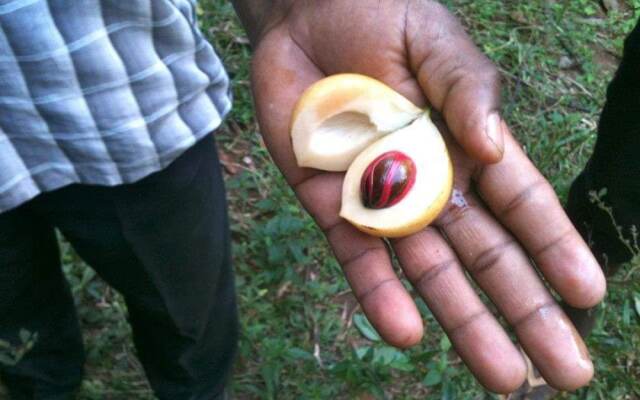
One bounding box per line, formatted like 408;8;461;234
360;151;416;209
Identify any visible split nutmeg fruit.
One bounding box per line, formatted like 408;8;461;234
290;74;453;238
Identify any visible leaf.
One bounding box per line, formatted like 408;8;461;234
414;349;439;363
389;356;415;372
423;369;442;387
355;346;375;363
260;362;281;398
368;385;386;400
438;353;449;370
623;299;631;325
634;292;640;319
355;345;415;371
598;187;608;198
267;245;286;264
255;198;276;211
288;242;307;263
379;346;413;369
391;362;415;372
375;346;405;364
19;329;31;344
287;347;315;361
353;314;381;342
439;335;452;352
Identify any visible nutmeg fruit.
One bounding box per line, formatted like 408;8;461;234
290;73;453;238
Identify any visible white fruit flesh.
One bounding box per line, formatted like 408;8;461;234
339;115;452;237
291;74;422;171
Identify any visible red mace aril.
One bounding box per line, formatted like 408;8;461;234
360;151;417;209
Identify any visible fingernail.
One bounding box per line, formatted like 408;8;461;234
486;112;505;158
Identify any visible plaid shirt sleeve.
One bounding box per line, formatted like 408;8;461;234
0;0;232;213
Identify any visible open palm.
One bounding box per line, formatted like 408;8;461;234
249;0;605;393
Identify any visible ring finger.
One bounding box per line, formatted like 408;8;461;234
436;190;593;390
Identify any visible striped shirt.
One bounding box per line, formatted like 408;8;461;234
0;0;232;213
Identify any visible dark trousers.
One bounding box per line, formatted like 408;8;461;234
0;134;238;400
566;19;640;271
563;20;640;335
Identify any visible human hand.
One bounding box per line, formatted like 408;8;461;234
247;0;606;393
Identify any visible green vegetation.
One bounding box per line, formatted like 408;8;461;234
2;1;639;399
0;330;37;368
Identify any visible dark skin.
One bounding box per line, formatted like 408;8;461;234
233;0;607;393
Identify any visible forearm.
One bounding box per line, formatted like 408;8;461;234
231;0;294;46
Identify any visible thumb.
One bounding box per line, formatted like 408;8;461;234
407;1;504;164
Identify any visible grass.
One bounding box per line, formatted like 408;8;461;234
2;0;639;399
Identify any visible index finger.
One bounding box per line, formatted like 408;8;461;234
296;173;424;347
475;123;607;308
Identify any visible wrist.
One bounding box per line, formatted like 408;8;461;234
231;0;294;46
